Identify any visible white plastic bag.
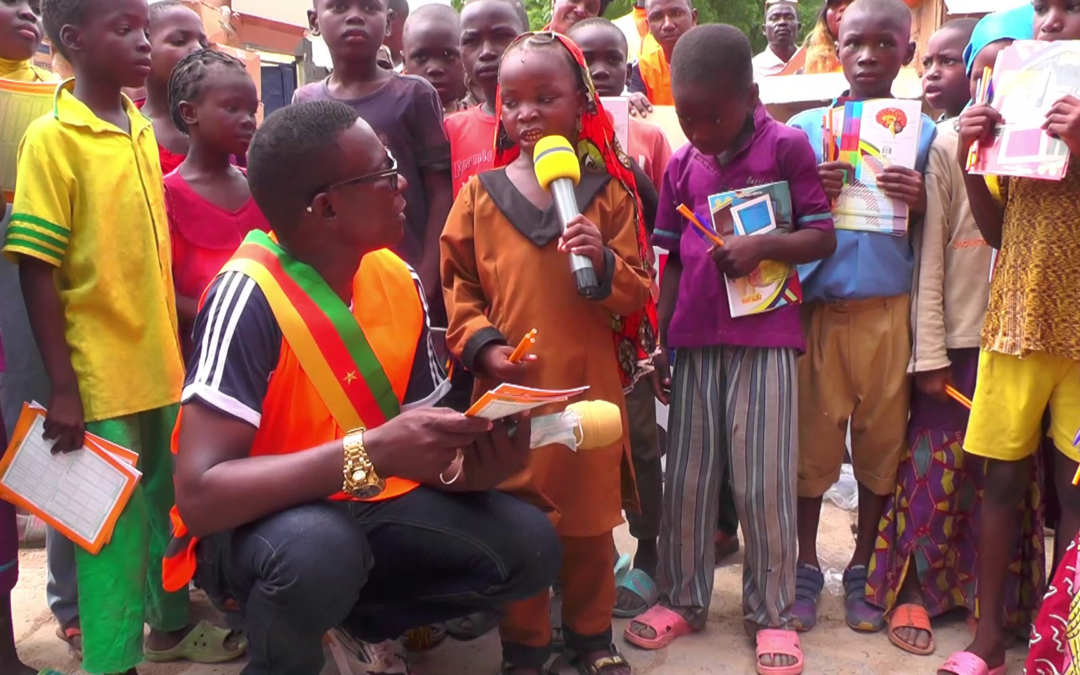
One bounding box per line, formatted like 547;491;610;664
823;464;858;511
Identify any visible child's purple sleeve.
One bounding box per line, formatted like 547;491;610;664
651;156;683;252
780;131;834;233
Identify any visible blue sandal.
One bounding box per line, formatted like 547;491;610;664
613;569;659;618
792;564;824;632
843;565;886;633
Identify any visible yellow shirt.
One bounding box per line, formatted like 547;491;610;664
982;156;1080;361
2;79;183;421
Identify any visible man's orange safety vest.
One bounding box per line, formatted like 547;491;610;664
163;231;424;592
638;38;673;106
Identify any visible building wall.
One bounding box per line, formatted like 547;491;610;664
232;0;310;28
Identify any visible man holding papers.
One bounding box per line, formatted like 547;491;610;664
164;101;560;675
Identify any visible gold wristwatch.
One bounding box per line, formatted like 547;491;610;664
342;427;385;499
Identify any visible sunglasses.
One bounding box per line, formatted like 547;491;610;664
326;150;400;193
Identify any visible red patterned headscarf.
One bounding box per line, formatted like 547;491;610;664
493;32;659;389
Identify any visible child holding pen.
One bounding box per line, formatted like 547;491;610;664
627;25;835;675
442;32;651;675
947;0;1080;672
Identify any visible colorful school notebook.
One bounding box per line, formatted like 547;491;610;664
465;384;590;420
707;181;802;318
822;98;923;236
969;40;1080;181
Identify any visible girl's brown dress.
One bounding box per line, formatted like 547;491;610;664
443;169;650;536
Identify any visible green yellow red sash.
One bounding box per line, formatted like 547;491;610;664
220;230;399;430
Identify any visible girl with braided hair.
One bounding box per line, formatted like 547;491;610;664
163;49;269;361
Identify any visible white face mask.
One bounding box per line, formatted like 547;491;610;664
528;409;588;452
523;400;623;452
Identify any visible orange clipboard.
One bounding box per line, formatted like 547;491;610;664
0;402;140;554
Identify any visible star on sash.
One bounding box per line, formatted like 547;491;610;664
344;371;358;384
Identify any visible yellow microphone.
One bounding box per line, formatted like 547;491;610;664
565;400;623;450
533;135;600;298
521;399;624;451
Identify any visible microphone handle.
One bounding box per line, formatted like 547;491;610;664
550;179;600;299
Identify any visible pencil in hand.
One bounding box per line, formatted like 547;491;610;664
944;384;972;410
676;203;724;248
965;66;994;171
509;329;537;363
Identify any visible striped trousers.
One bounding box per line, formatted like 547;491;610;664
656;346;798;630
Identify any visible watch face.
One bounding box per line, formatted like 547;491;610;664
353;483;384;499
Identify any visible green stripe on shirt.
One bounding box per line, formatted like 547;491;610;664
7;224;67;254
3;239;63;266
9;213;69;240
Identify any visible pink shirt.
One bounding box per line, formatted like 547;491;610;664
164;170;270;354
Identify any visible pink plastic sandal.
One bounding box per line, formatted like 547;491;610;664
756;629;804;675
938;651;1007;675
623;605;694;650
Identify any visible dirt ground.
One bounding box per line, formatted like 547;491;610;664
12;504;1032;675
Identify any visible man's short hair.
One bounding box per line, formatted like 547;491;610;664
841;0;912;36
247;101;360;229
566;17;628;55
671;24;752;91
42;0;96;59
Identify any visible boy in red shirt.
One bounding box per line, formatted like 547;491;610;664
444;0;527;197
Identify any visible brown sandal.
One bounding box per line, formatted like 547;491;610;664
571;645;632;675
887;603;934;656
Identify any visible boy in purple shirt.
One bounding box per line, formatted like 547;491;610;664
624;25;835;675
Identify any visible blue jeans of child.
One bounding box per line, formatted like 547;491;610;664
194;487;562;675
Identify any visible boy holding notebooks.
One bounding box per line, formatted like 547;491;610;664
949;0;1080;672
2;1;245;673
785;0;935;636
625;25;834;675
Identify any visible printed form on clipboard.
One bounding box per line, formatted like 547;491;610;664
465;384;590;420
0;402;141;554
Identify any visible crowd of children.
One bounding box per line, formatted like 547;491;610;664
3;0;1080;674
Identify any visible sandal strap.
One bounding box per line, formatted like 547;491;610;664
578;645;630;675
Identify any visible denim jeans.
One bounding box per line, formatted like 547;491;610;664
194;487;561;675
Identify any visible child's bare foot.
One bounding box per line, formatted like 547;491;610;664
890;572;932;653
938;637;1007;675
753;628;803;671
